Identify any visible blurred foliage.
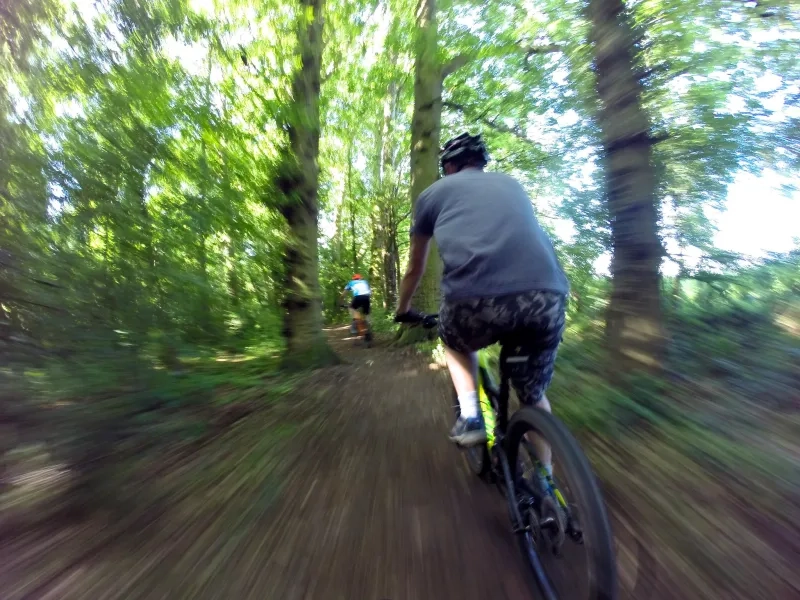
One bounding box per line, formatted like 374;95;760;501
1;0;799;595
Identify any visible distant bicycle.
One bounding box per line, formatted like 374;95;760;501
341;303;372;347
403;311;617;600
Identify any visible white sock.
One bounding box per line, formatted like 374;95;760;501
458;390;479;419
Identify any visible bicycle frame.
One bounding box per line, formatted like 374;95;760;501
477;345;521;450
409;313;611;600
476;350;500;448
353;311;368;337
476;345;559;600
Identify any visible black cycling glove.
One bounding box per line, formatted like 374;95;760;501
394;309;424;324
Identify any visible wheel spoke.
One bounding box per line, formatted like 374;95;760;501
505;407;618;599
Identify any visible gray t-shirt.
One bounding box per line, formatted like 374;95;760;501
411;169;569;301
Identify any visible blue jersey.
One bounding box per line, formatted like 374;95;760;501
346;279;371;297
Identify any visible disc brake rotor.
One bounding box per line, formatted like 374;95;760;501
540;496;567;555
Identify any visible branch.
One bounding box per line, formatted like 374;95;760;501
522;44;562;57
210;32;275;112
734;0;791;24
441;54;471;80
442;101;538;147
650;131;670;145
515;42;564;73
321;62;337;84
440;42;560;82
0;257;63;289
4;295;66;313
641;64;691;85
493;148;535;166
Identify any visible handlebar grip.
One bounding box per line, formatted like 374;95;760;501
394;312;420;324
395;310;439;328
422;315;439;329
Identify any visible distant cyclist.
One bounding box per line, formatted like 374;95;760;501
395;132;569;466
341;274;372;335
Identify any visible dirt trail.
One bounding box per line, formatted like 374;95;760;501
4;328;652;600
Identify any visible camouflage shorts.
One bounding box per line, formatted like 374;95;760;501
439;290;567;405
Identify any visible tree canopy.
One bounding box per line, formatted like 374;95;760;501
2;1;798;593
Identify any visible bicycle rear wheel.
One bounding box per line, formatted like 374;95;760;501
507;407;617;600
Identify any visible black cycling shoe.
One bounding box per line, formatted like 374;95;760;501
449;415;487;447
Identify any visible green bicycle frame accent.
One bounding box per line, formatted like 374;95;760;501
478;347;569;511
477;350;497;449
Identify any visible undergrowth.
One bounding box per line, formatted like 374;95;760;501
2;334;301;523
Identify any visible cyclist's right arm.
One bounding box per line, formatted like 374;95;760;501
397;186;437;316
396;233;431;315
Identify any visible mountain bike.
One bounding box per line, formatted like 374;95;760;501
405;312;617;600
341;303;373;347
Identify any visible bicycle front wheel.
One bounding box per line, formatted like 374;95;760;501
506;406;618;600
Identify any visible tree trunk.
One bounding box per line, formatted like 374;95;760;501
197;234;212;339
381;81;400;309
396;0;444;344
193;51;214;342
586;0;666;372
346;141;358;273
369;207;383;306
220;96;244;333
384;214;398;307
350;207;357;273
131;174;158;345
671;246;685;311
196;127;212;341
383;184;400;309
369;99;386;305
369;78;402;309
672;269;683;308
277;0;337;369
334;186;345;262
227;237;242;311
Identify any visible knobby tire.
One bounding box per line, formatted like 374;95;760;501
507;407;618;600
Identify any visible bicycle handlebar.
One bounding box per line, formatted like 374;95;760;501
395;310;439;329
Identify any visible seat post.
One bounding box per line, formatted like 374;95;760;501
497;343;511;433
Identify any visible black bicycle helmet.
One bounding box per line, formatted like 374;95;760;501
439;132;490;172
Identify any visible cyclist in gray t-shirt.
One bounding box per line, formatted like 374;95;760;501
395;133;569;455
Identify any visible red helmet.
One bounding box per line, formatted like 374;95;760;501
352;273;362;280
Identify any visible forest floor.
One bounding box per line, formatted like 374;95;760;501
2;327;797;599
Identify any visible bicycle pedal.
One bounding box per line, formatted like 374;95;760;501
540;516;558;530
512;524;531;535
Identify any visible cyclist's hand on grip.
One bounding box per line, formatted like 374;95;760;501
394;309;424;324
